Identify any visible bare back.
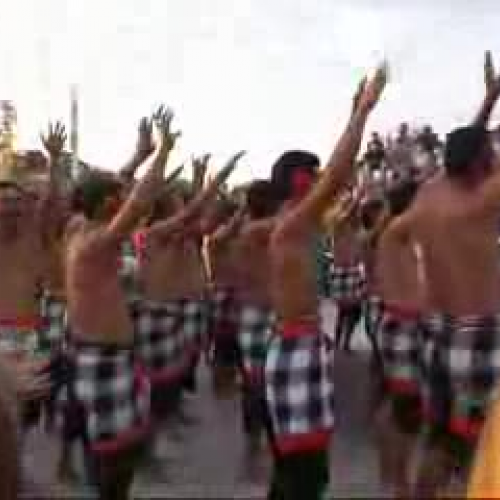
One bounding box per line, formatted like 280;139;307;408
208;236;239;290
235;219;274;307
141;233;205;301
66;224;134;345
377;225;424;308
271;221;319;323
413;179;500;315
0;233;44;318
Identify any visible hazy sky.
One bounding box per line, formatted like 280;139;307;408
2;0;500;182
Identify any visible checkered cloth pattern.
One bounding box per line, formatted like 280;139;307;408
131;299;185;384
420;313;500;441
179;298;209;361
58;343;150;447
0;324;40;358
238;303;276;382
265;330;335;454
363;295;384;339
328;263;367;304
379;308;423;396
39;292;67;350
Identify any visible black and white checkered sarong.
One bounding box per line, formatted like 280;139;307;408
179;298;209;361
329;264;367;304
379;305;423;396
59;342;150;452
265;325;335;455
131;299;186;385
421;313;500;441
239;303;275;382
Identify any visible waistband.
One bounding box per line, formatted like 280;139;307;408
423;312;500;327
241;302;274;317
0;316;45;330
70;338;134;355
383;302;421;321
274;428;333;455
280;319;320;340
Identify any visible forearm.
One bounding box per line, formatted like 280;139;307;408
106;149;170;240
474;92;498;127
119;152;143;182
321;108;370;200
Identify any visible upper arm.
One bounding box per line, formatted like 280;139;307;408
280;112;369;237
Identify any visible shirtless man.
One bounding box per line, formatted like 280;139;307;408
0;123;72;430
374;179;423;498
329;189;368;352
359;195;388;376
134;153;243;429
64;106;179;500
234;180;277;449
381;53;500;497
205;199;245;392
265;66;387;499
38;122;71;354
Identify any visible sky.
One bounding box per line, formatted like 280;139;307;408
1;0;500;183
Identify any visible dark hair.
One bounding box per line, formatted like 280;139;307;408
387;180;418;217
246;180;277;219
72;169;123;219
444;125;490;178
270;150;320;203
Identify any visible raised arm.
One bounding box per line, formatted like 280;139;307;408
474;51;500;127
209;204;246;245
104;106;181;241
192;154;210;194
281;63;388;234
118;116;155;182
41;121;67;192
38;121;67;242
147;151;244;238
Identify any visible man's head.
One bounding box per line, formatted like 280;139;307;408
246;180;278;220
444;125;493;181
270;150;320;205
72;169;124;221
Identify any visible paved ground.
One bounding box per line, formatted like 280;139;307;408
23;301;389;498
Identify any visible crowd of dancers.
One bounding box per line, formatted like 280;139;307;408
3;51;500;500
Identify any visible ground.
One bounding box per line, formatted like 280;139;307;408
23;301;389;498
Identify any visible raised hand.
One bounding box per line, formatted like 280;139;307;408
136;117;155;160
153;105;181;153
214;151;245;184
356;62;389;114
352;77;367;115
165;163;184;185
484;51;500;100
192;153;210;183
40;121;67;158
